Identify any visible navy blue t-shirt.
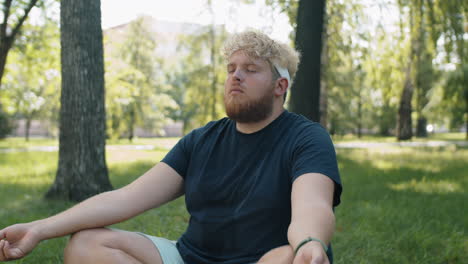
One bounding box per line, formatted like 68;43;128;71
162;110;342;264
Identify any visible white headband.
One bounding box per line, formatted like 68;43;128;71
273;64;291;89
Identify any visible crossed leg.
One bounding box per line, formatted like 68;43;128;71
64;228;163;264
64;227;294;264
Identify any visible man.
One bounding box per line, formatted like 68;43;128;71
0;31;342;264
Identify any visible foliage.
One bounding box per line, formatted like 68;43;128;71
0;0;43;86
2;17;60;138
264;0;466;137
0;0;464;140
323;0;377;136
104;16;176;140
162;67;199;135
173;25;228;132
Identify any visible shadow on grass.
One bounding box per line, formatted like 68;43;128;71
334;147;467;264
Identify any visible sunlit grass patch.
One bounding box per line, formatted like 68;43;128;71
388;178;462;194
0;137;58;149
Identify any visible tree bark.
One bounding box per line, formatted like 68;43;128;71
397;67;413;140
319;15;329;129
357;90;362;138
416;116;427;137
46;0;112;201
289;0;326;122
25;117;31;142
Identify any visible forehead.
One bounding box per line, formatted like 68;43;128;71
227;50;269;67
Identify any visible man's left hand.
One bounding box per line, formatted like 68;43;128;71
292;241;330;264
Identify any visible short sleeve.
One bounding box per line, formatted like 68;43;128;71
291;124;342;206
161;130;197;179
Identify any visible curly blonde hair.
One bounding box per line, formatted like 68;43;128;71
222;30;301;81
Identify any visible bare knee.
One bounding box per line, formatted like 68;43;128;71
258;245;294;264
64;228;112;261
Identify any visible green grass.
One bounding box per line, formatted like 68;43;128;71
333;147;467;264
0;139;467;263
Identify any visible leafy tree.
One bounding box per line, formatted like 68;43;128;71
163;66;198;135
364;21;406;136
395;0;466;139
46;0;112;201
175;24;228;131
105;16;175;140
323;0;377;136
432;0;467;138
3;18;60;141
0;0;42;86
0;0;44;138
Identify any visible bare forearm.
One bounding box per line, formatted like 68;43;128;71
287;204;335;250
33;189;139;241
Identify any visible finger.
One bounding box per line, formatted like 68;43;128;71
311;255;324;264
293;254;304;264
0;229;5;239
4;240;22;260
0;240;6;261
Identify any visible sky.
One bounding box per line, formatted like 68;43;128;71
100;0;293;43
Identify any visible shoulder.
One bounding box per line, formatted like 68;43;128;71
283;111;330;138
185;117;232;141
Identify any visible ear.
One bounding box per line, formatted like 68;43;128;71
274;78;289;97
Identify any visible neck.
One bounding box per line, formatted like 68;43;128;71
236;106;285;134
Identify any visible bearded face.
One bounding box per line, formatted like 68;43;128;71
224;51;278;123
224;83;275;123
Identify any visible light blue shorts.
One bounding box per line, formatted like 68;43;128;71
136;233;184;264
136;232;257;264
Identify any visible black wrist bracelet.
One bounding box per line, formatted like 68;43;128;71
294;237;328;255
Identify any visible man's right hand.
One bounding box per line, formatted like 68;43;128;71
0;222;41;261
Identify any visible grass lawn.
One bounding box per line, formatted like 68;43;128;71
0;137;181;149
0;138;466;263
331;132;466;143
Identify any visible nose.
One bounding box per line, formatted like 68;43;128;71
233;68;243;81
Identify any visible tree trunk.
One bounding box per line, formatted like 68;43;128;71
128;104;135;142
416;116;427;137
397;67;413;140
290;0;326;122
465;87;468;140
357;93;362;138
319;17;328;129
25;117;31;142
0;42;13;87
46;0;112;201
209;25;218;120
207;0;219;121
319;76;328;129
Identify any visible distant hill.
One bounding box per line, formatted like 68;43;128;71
103;15;221;64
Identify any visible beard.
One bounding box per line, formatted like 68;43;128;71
224;85;275;123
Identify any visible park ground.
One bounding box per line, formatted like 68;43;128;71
0;134;467;263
